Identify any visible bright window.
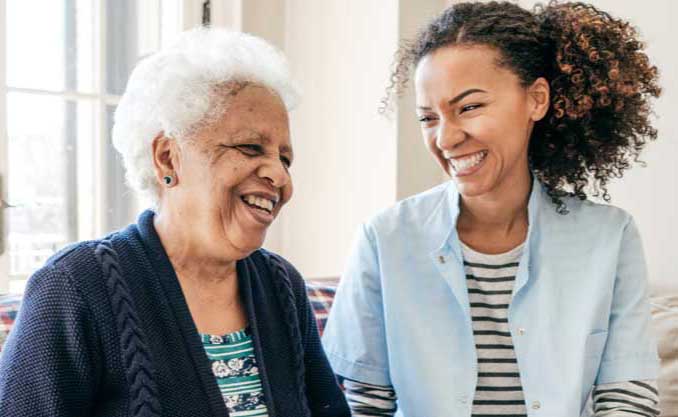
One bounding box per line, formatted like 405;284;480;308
1;0;189;292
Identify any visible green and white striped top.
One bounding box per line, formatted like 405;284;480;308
201;327;269;417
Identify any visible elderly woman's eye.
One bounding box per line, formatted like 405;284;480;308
236;144;264;156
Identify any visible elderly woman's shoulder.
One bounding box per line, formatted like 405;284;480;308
24;236;121;300
13;238;117;334
34;239;101;276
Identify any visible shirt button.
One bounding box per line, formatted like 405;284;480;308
517;327;526;336
532;400;541;410
438;255;446;264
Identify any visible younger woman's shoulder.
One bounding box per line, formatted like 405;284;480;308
545;193;635;233
562;193;631;218
364;181;453;239
379;182;450;219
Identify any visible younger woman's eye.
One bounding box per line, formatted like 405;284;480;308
280;156;292;168
418;115;437;123
460;104;482;113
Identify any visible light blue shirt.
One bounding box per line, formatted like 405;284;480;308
322;179;659;417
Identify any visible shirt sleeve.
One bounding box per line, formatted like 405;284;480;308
322;223;392;386
593;380;660;416
596;217;660;384
0;263;100;416
343;378;397;417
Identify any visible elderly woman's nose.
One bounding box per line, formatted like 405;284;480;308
257;157;290;187
436;120;466;150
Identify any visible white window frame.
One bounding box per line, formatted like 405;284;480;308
1;0;9;292
0;0;205;293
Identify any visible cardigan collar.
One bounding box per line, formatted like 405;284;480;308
133;209;291;416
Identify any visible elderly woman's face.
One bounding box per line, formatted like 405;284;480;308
171;85;293;257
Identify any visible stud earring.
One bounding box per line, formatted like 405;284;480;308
163;175;175;187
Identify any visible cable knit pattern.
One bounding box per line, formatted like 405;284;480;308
95;240;162;417
265;253;311;416
0;210;349;417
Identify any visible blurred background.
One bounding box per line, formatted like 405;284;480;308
0;0;675;295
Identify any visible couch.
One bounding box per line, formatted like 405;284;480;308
0;285;337;352
1;286;676;415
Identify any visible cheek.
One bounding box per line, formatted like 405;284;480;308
421;129;451;168
497;115;531;152
206;165;247;207
282;179;294;204
422;128;438;151
465;116;496;140
217;159;251;185
466;114;524;151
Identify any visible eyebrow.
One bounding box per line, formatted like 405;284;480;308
417;88;488;110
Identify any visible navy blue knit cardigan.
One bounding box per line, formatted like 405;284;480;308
0;210;350;417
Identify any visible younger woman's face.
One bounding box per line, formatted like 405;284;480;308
414;45;548;198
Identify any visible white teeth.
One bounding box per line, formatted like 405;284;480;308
243;195;274;212
450;151;486;172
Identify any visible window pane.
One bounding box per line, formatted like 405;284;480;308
106;0;139;95
6;0;96;93
104;104;136;231
106;0;181;95
161;0;182;48
74;0;98;93
6;93;94;277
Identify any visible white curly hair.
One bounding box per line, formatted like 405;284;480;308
112;27;300;203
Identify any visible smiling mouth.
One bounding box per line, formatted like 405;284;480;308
448;150;488;174
241;194;276;214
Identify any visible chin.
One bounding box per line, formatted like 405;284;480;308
454;182;486;198
452;174;496;198
238;235;267;254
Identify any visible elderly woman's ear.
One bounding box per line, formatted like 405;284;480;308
152;132;180;188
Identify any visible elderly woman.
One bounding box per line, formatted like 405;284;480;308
0;28;349;417
323;2;662;417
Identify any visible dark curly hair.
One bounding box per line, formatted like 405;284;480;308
384;1;661;213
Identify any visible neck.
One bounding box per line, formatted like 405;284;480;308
457;168;532;236
153;204;238;284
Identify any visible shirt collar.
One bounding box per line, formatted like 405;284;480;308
433;175;544;261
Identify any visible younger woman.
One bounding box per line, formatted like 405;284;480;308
323;2;662;416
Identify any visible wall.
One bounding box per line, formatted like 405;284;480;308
594;0;677;295
282;0;449;278
396;1;452;199
211;0;447;278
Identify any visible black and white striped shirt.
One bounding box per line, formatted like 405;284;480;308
463;241;528;416
342;242;660;417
